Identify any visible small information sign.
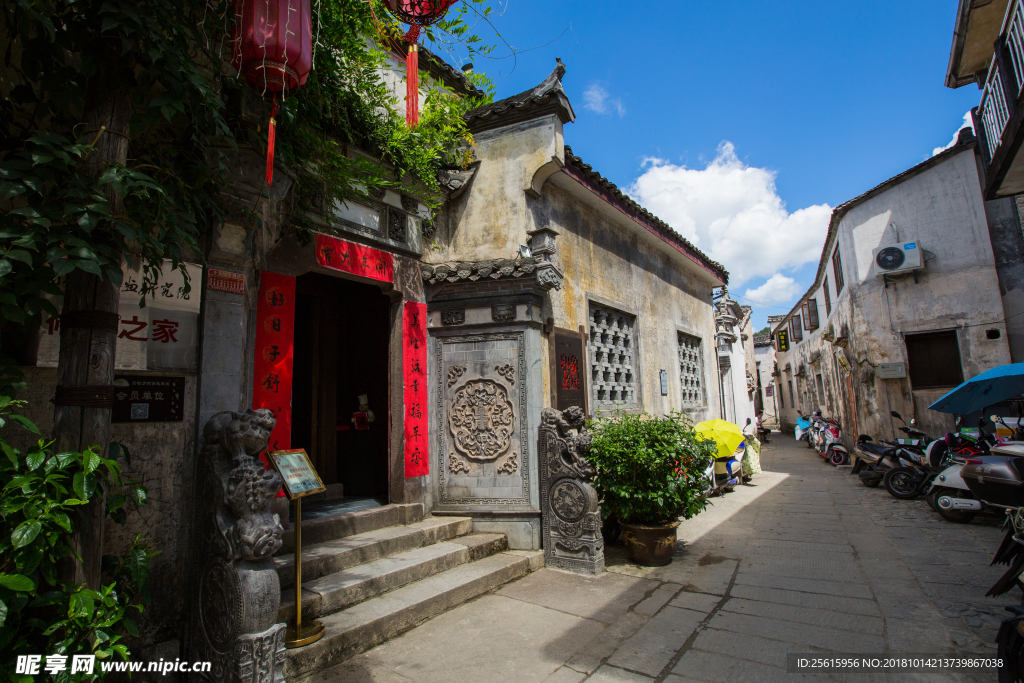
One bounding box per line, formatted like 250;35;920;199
112;376;185;423
268;449;326;499
207;268;245;294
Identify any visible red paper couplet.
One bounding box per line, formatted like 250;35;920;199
253;272;296;467
315;234;394;283
403;301;428;478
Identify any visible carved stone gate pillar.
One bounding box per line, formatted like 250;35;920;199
538;407;604;574
187;409;288;682
424;256;562;549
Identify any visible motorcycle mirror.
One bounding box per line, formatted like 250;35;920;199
890;411;903;421
746;418;752;425
955;416;962;427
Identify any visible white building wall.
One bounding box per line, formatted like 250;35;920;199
775;144;1012;442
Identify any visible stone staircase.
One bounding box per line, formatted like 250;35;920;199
274;503;542;681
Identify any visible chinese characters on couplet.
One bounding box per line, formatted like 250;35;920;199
403;301;429;478
252;272;296;460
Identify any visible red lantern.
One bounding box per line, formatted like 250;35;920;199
384;0;458;127
233;0;313;186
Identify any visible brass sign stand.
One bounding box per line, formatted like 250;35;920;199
267;449;326;648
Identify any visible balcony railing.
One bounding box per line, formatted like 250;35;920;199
979;0;1024;160
981;64;1010;159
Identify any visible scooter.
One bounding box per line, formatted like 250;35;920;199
708;442;746;495
794;415;812;445
814;417;848;466
852;411;930;487
925;418;993;523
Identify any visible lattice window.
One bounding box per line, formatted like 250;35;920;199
589;304;637;408
677;332;705;408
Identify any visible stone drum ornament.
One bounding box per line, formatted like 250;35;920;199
538;406;604;575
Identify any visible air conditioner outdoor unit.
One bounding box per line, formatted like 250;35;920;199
872;241;923;277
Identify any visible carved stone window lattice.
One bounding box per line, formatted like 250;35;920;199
678;332;705;409
388;209;407;243
589;304;636;408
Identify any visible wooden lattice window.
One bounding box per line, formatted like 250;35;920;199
677;332;705;408
807;299;819;330
589;304;637;409
790;315;803;342
823;277;832;316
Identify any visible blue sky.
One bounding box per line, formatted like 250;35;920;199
431;0;982;330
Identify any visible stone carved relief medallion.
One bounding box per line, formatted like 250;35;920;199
551;479;588;523
448;379;515;461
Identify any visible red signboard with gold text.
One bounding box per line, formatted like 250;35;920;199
403;301;428;478
253;271;296;457
315;233;394;282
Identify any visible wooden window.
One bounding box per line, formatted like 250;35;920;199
823;277;832;316
905;331;964;389
790;315;803;342
801;302;810;329
787;379;795;408
778;382;785;409
807;298;819;330
832;248;845;292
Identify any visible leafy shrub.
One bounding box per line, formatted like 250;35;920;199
0;397;156;682
587;412;716;525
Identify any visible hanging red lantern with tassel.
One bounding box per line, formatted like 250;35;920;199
384;0;458;127
233;0;313;186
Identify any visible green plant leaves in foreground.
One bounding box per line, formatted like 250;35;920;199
587;411;716;526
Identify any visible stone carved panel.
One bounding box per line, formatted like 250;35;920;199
492;303;516;322
435;333;529;505
188;409;287;682
448;379;514;461
539;407;604;575
441;309;466;326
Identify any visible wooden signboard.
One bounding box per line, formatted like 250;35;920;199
112;376;185;423
267;449;327;499
554;331;587;412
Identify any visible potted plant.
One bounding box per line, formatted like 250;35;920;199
587;412;715;566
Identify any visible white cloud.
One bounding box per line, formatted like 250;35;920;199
627;142;832;287
583;83;626;117
742;274;802;307
932;111;974;156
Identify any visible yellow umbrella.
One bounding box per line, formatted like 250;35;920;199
693;419;746;459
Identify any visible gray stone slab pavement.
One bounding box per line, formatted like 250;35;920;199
311;435;1012;683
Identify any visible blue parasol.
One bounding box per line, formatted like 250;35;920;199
928;363;1024;415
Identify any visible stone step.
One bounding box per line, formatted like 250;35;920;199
275;516;473;588
278;534;508;624
279;503;423;553
284;550;542;681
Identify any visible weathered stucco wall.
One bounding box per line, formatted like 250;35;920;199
432;115;721;421
775;146;1012;442
754;343;779;425
539;180;720;420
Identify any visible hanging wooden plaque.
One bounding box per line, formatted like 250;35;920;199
554;332;586;412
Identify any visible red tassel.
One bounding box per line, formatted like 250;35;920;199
266;100;278;186
404;26;421;128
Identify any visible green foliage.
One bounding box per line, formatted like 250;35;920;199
0;398;155;681
587;412;716;525
0;0;498;354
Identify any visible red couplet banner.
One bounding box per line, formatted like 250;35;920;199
252;272;296;461
314;233;394;282
403;301;428;478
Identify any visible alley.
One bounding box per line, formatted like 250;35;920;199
318;435;1014;683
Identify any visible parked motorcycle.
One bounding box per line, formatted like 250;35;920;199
851;412;928;487
794;415;812;446
925;418;994;523
813;417;848;466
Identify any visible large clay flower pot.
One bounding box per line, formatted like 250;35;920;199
620;521;680;566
